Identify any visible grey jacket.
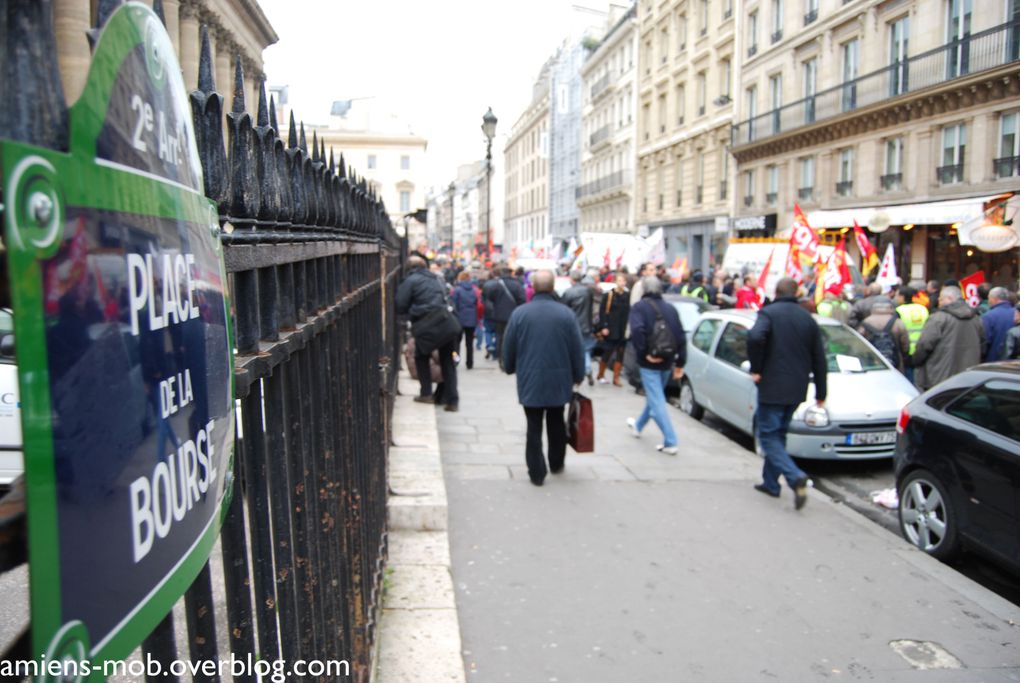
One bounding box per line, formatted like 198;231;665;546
560;284;594;336
912;299;987;390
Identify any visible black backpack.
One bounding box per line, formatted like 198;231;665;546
647;301;677;359
862;316;900;367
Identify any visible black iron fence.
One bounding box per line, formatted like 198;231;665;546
0;1;402;680
733;20;1020;147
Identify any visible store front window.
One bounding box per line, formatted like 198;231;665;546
927;226;1019;288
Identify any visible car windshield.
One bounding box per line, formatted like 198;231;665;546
820;325;888;372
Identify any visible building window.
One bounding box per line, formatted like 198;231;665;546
720;149;729;199
748;11;759;56
746;85;758;142
837;148;854;196
696;153;705;204
804;0;818;25
889;16;910;96
769;73;782;134
996;112;1020;178
677;12;687;51
401;155;411;170
883;138;904;190
719;59;731;101
699;0;708;35
803;58;817;123
645;39;653;75
771;0;784;43
723;0;733;20
766;164;778;205
675;159;684;206
842;39;859;111
939;123;966;184
367;154;377;169
744;169;755;207
643;102;651;140
676;83;686;125
660;24;670;65
947;0;972;78
798;156;814;200
697;72;707;116
400;191;411;212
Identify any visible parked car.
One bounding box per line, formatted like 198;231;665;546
679;309;918;459
894;362;1020;575
623;295;714;392
0;308;22;487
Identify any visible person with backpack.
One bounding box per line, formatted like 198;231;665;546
483;265;527;369
857;297;910;373
451;272;480;370
625;276;686;455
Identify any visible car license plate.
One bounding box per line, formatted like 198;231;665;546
846;431;896;446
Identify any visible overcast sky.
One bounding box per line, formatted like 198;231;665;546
258;0;612;191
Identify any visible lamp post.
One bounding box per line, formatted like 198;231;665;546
481;107;498;258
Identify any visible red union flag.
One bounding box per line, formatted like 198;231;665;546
822;236;851;296
790;204;821;263
785;243;805;284
960;271;986;307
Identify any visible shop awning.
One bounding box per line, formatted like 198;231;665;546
806;195;1009;230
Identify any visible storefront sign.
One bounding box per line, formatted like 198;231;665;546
732;214;777;233
1;4;234;672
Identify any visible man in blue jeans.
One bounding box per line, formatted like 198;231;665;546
747;277;828;510
626;276;686;454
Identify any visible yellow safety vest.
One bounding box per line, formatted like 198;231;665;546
897;303;929;355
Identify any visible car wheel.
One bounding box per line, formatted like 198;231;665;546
898;469;960;561
678;379;704;420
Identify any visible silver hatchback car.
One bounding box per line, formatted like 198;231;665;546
679;309;919;459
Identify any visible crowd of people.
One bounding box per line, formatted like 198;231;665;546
397;240;1020;500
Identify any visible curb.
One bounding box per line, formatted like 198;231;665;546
372;372;466;683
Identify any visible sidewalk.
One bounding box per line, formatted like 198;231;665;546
432;352;1020;682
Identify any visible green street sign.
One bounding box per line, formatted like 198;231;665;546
1;4;235;677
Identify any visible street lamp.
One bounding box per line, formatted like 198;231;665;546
481;107;497;258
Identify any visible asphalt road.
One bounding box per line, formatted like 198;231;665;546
694;409;1020;607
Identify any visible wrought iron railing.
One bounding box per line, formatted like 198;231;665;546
836;180;854;196
733;20;1020;147
766;191;778;204
591;72;612;101
589;124;612;148
880;172;903;190
577;170;633;199
798;187;815;200
937;163;965;184
994;155;1020;178
804;9;818;25
0;2;400;680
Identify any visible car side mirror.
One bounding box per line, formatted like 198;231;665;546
0;335;14;358
740;360;751;373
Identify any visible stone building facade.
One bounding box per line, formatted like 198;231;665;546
579;5;639;235
504;57;553;250
635;0;738;273
732;0;1020;287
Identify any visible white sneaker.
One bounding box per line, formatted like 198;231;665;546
656;444;679;455
598;377;610;385
626;417;641;438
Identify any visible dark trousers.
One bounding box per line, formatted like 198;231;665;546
414;339;459;406
756;402;806;493
495;321;509;369
460;327;475;369
523;405;567;481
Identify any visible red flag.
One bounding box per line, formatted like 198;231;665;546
755;247;777;305
960;271;986;307
615;249;624;269
853;221;879;277
790;204;821;263
822;236;851;297
785;243;805;284
603;247;611;268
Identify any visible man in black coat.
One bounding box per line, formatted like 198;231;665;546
483;265;526;369
396;256;459;411
502;271;585;486
561;271;596;385
626;276;686;455
747;277;828;509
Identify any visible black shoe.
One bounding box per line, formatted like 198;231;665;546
550;464;564;474
413;396;435;404
586;372;594;386
793;477;809;510
529;475;545;486
754;483;780;498
444;404;459;412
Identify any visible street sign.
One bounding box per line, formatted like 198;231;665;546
1;3;234;673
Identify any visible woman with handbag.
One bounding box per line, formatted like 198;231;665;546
596;274;630;386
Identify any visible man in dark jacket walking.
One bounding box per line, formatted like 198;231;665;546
626;276;686;455
396;256;460;411
561;271;596;385
913;285;986;390
982;287;1014;362
502;271;585;486
747;277;827;510
451;272;479;369
484;265;527;369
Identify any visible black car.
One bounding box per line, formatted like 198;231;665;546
894;361;1020;575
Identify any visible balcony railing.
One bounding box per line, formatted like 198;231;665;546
733;20;1020;147
748;44;758;58
724;7;732;19
720;180;728;199
590;73;612;101
744;195;753;207
696;185;704;203
804;9;818;25
589;125;612;148
994;155;1020;177
880;172;903;190
836;180;854;196
771;29;783;44
937;164;964;184
576;170;634;199
766;191;777;204
798;187;814;200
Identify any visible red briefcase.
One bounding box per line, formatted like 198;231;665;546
568;392;594;453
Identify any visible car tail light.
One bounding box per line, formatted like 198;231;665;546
896;406;910;435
